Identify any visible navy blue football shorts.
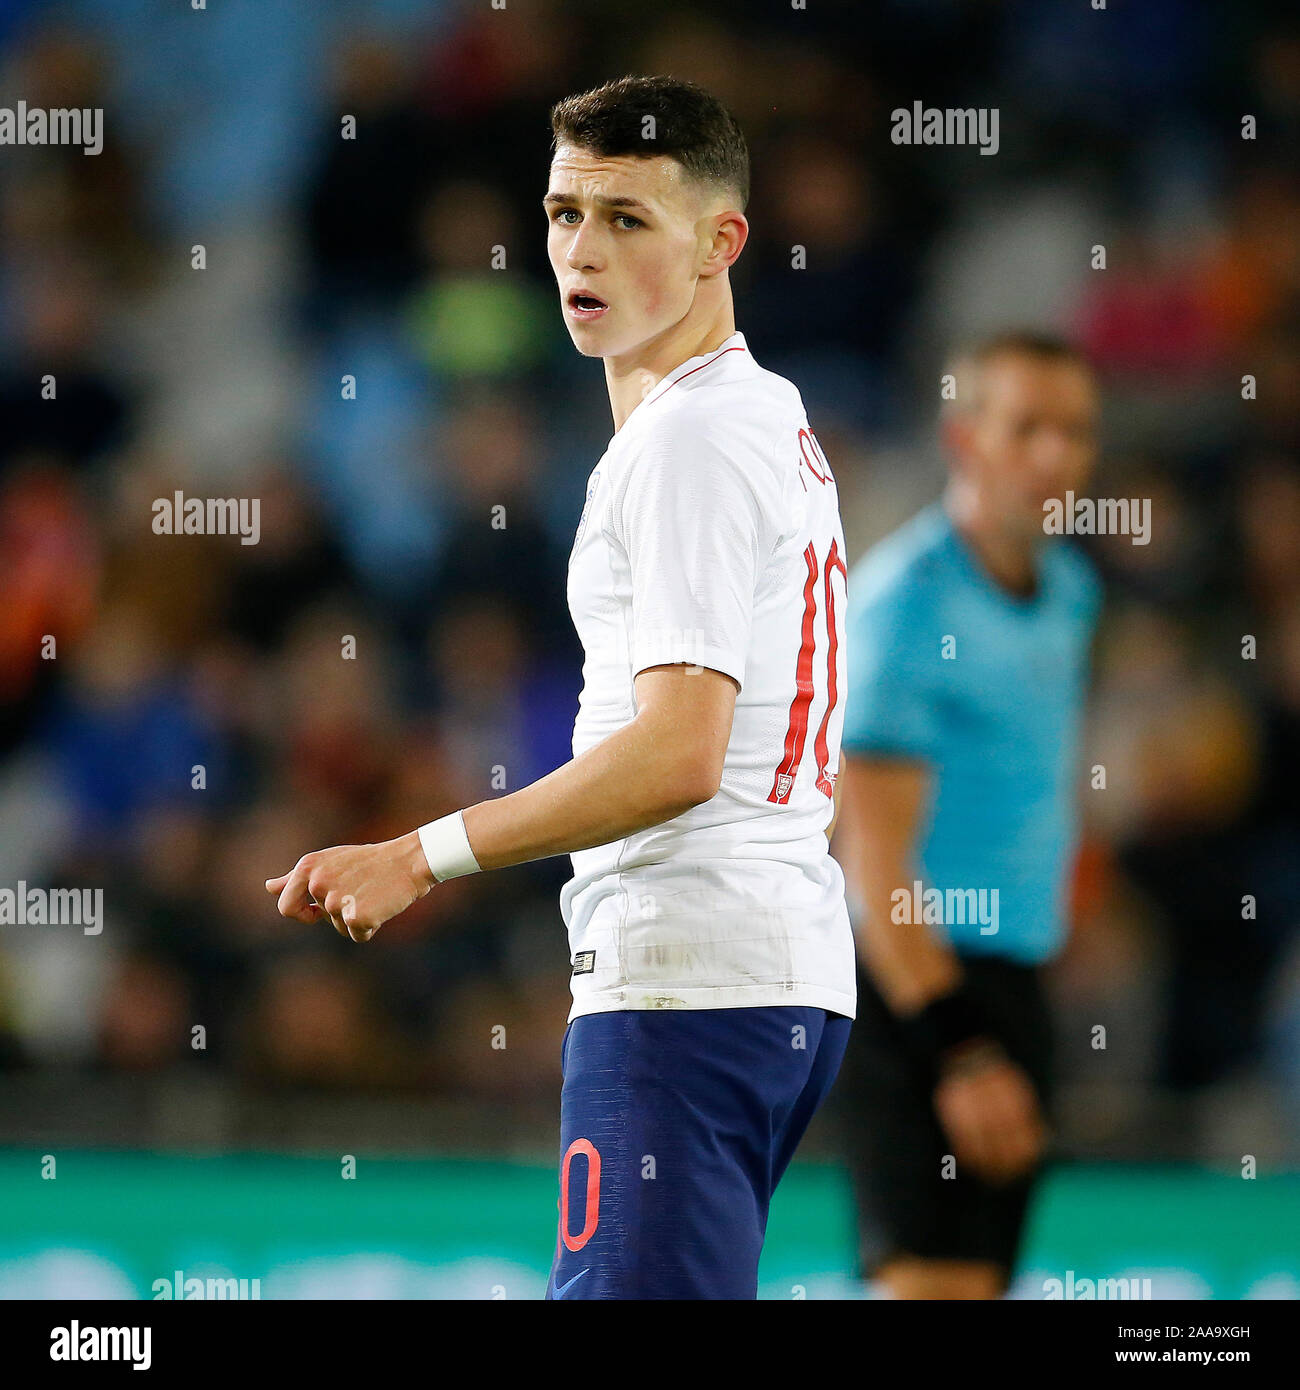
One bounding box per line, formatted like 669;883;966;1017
545;1004;851;1300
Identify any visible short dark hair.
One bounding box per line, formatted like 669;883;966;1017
550;75;749;210
943;330;1093;414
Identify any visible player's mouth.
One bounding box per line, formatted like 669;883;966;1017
567;289;609;322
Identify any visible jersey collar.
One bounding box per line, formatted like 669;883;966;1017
640;332;749;411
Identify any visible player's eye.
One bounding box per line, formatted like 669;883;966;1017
613;214;642;229
550;208;581;225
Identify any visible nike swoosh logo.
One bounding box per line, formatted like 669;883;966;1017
552;1267;590;1299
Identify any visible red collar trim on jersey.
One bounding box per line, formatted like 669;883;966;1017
643;334;749;409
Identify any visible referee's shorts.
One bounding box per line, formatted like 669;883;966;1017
834;954;1055;1277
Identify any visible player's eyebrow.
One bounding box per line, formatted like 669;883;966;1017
543;192;654;213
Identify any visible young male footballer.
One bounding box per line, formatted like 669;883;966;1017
266;75;855;1300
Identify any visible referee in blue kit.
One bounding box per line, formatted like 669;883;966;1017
832;331;1103;1299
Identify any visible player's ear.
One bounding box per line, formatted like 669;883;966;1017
700;209;748;278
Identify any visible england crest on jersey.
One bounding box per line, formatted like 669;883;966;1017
570;467;602;559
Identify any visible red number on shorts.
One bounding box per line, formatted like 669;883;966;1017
559;1138;601;1252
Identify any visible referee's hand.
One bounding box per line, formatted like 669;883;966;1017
932;1048;1048;1184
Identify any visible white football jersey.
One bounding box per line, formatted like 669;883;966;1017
561;332;855;1021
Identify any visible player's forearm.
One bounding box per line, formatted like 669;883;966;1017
447;712;716;874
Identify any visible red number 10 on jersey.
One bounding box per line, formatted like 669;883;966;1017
768;533;846;804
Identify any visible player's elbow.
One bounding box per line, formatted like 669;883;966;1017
677;746;725;810
688;768;724;810
646;747;723;819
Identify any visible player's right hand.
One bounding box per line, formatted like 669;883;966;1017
932;1047;1048;1185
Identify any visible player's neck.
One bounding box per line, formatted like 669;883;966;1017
944;486;1041;599
603;299;736;432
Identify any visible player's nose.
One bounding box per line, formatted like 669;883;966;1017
564;225;602;272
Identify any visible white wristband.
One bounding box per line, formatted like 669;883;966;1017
416;811;482;883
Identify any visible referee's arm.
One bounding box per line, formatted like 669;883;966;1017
825;751;846;841
836;752;1047;1182
835;754;960;1012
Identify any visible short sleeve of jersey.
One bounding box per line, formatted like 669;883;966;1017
841;571;942;761
611;413;777;690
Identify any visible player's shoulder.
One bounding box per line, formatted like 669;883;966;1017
618;337;803;499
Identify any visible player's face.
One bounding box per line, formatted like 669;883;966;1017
963;356;1099;534
545;144;713;360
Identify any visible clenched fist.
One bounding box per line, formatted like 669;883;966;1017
265;832;434;943
932;1045;1049;1185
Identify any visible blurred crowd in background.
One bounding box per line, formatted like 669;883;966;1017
0;0;1297;1162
